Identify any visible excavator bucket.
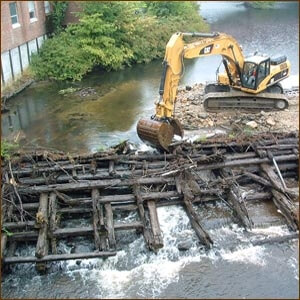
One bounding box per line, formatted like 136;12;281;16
137;118;184;151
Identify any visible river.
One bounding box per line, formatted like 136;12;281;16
1;2;299;298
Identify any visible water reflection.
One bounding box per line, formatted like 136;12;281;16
1;2;298;153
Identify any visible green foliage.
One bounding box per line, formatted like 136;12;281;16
245;1;275;9
46;1;68;35
243;126;255;136
195;136;207;143
1;140;19;159
2;227;14;237
146;1;200;18
58;87;80;95
31;32;94;81
31;1;209;81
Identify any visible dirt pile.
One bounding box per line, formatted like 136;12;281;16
174;83;299;133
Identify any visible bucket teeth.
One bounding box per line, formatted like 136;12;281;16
137;118;177;151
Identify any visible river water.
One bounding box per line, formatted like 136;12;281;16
1;2;299;298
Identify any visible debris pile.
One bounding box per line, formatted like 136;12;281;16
175;84;299;132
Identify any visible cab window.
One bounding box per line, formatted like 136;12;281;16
257;60;270;85
242;62;257;89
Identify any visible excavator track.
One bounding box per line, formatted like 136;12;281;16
203;90;289;112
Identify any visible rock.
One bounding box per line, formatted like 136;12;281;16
246;121;258;128
185;85;192;91
260;110;267;116
247;115;256;120
207;119;214;127
266;117;276;126
177;239;193;251
198;113;208;119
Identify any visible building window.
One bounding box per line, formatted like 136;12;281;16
28;1;37;21
44;1;50;14
9;2;20;27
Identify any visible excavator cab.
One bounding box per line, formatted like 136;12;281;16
241;57;270;90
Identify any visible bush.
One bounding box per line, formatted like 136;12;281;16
244;1;275;9
1;140;19;159
31;1;209;81
31;32;94;81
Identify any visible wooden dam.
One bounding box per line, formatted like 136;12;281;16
1;131;299;273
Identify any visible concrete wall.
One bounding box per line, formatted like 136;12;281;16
1;34;48;85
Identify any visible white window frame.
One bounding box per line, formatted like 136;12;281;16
44;1;50;14
9;2;20;29
28;1;37;23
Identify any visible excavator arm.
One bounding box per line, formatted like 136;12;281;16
155;32;245;119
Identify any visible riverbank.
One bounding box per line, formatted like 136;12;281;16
175;84;299;135
1;71;34;112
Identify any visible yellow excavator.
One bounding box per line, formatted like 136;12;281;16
137;32;290;150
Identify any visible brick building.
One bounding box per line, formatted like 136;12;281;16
1;1;50;85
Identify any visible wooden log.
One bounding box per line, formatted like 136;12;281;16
6;191;272;234
35;193;49;272
13;164;84;176
108;161;115;175
3;221;36;230
17;154;298;195
133;185;154;251
10;222;144;241
7;241;17;257
252;233;298;246
227;184;253;229
271;189;299;231
48;192;57;254
104;203;116;250
1;233;7;258
260;163;298;199
180;172;213;248
14;149;297;180
196;154;297;171
35;193;49;258
92;189;102;251
260;163;299;230
147;200;163;249
98;194;108;251
3;251;117;265
72;168;78;179
183;195;213;248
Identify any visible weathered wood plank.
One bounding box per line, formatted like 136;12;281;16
3;251;117;264
35;193;49;272
104;203;116;250
92;189;102;251
133;185;154;251
10;222;144;241
252;233;298;246
48;192;58;254
147;200;163;250
261;163;299;231
1;233;7;258
227;184;253;229
179;172;213;248
35;193;49;258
